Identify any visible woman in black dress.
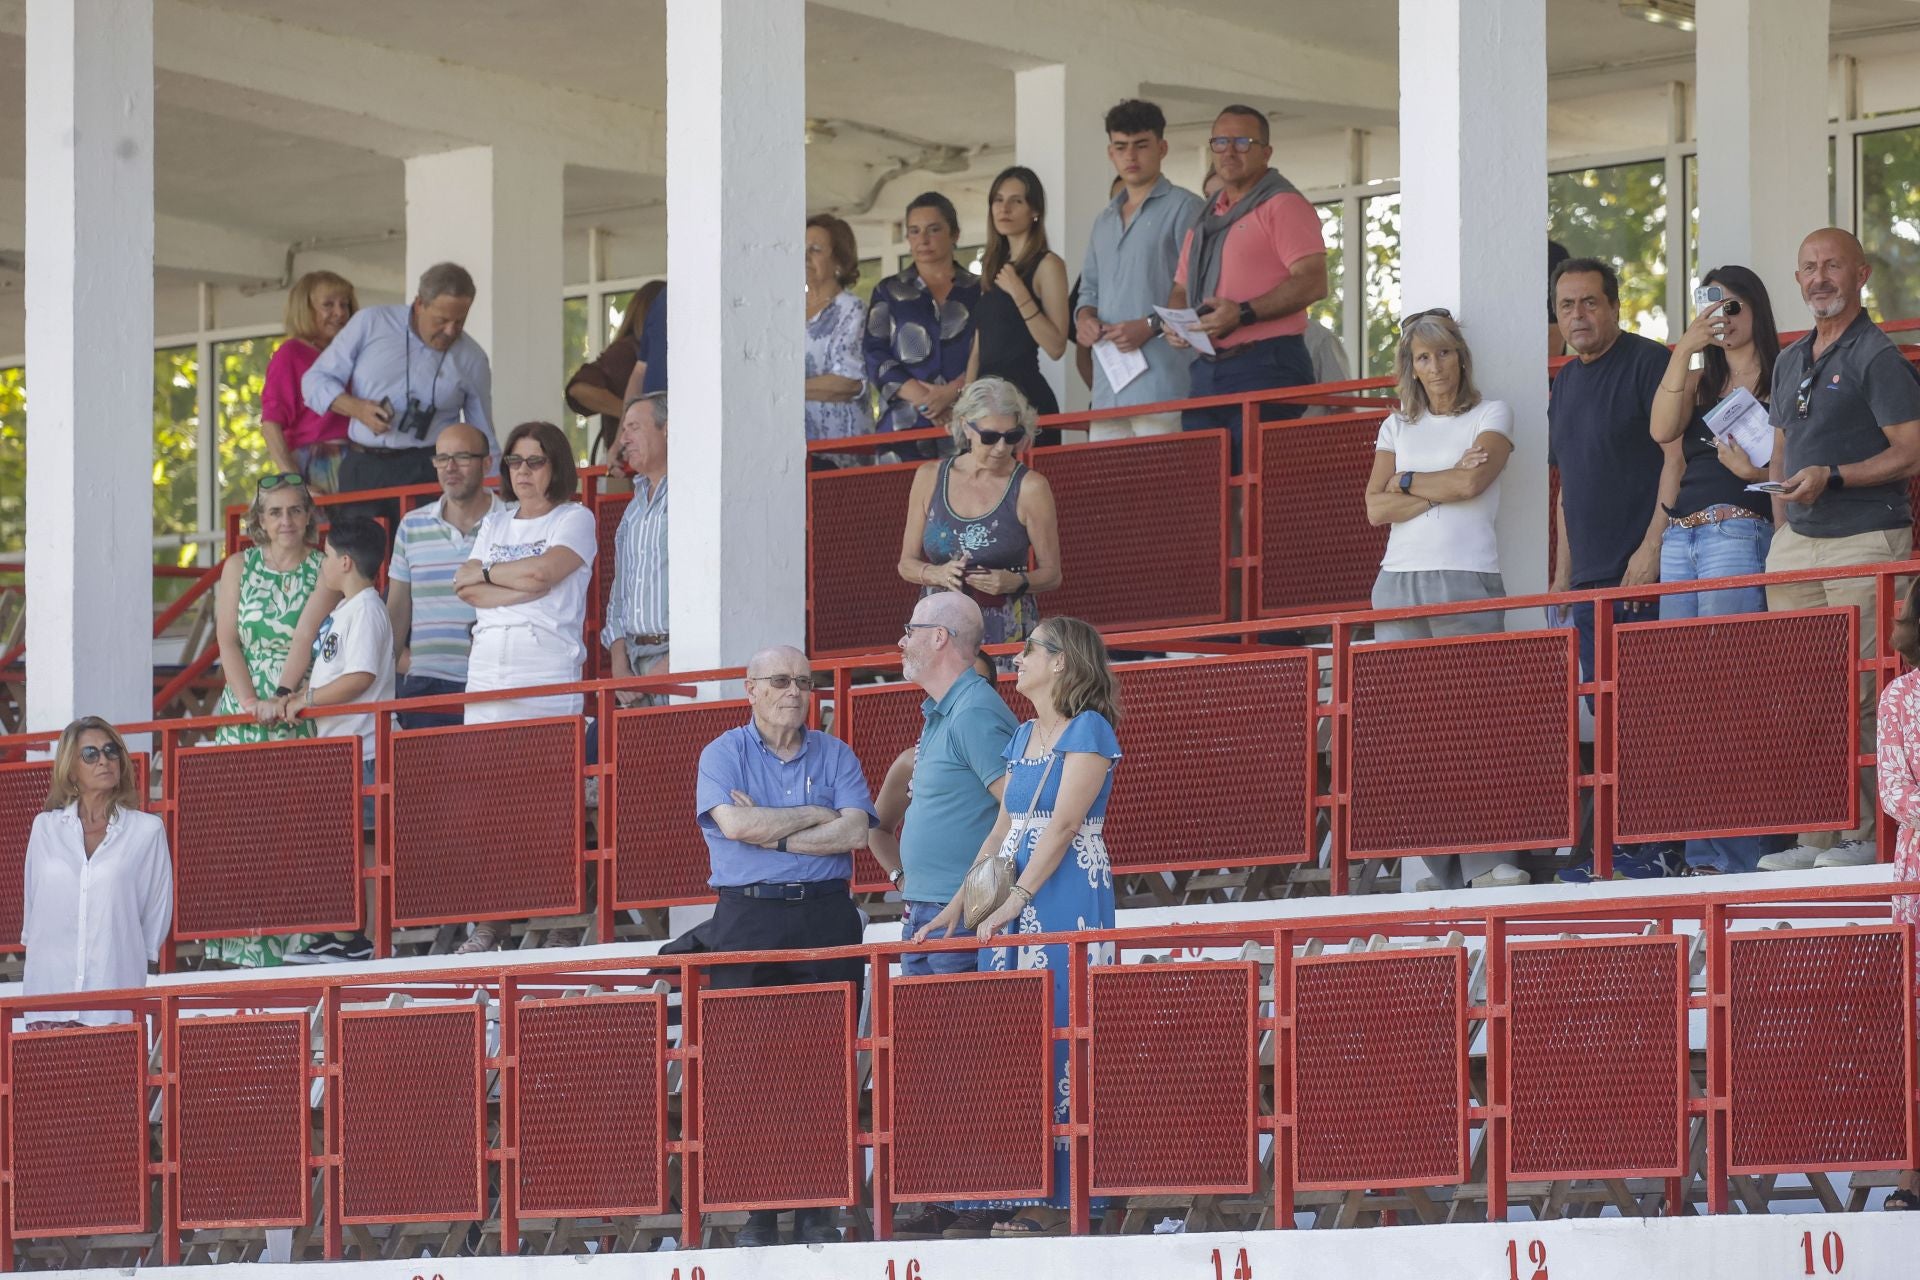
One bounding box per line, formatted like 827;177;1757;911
967;166;1070;436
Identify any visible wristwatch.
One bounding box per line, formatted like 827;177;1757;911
776;836;788;853
481;562;493;584
1399;471;1415;495
887;867;904;886
1146;313;1164;337
1238;300;1258;329
1828;465;1845;490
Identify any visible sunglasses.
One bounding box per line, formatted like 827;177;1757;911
968;423;1028;447
1401;307;1453;331
1796;372;1815;419
503;454;551;471
1207;136;1261;154
1021;636;1061;656
750;673;816;691
257;472;306;492
79;742;123;765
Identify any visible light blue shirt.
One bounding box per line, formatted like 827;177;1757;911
900;670;1019;904
696;723;878;886
1076;176;1204;410
301;304;497;453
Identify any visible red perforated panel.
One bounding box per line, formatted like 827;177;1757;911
612;702;749;907
340;1006;485;1223
808;462;924;656
1257;415;1389;615
1615;611;1856;841
1506;938;1686;1180
586;494;632;676
1349;632;1577;858
888;971;1052;1202
174;737;361;937
177;1014;310;1228
1030;434;1227;630
1727;927;1915;1174
1291;949;1467;1189
516;994;667;1217
1088;963;1257;1195
0;761;54;953
392;718;583;925
698;984;856;1211
9;1025;149;1236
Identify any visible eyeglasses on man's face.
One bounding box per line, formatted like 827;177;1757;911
1207;135;1261;154
433;451;487;467
751;673;816;691
903;622;954;639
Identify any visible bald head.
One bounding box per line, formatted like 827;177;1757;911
919;591;985;655
433;421;490;499
1797;227;1871;321
746;644;809;679
1799;227;1865;266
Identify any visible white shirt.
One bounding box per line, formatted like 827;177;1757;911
312;586;396;762
21;805;173;1025
469;503;598;664
1374;398;1513;575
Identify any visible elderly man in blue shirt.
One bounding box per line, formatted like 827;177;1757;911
303;260;496;530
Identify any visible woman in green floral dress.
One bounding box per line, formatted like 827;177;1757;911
207;473;327;965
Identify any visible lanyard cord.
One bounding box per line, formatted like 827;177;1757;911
404;313;451;411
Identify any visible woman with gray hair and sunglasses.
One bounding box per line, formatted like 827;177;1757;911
1363;308;1525;893
897;375;1061;649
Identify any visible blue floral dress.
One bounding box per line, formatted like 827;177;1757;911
969;710;1120;1213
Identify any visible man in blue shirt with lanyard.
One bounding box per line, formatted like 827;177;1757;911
303;261;497;531
694;643;877;1247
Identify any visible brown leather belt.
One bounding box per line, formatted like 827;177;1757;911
1666;504;1767;531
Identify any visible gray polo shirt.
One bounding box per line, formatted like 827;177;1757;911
1771;308;1920;538
1077;176;1205;410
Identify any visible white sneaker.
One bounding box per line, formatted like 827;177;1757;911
1813;840;1876;868
1757;845;1820;872
1471;864;1532;889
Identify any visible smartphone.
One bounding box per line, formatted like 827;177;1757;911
1748;480;1792;494
1694;285;1725;310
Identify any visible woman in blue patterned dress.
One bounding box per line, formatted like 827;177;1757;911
914;615;1120;1236
803;213;872;468
863;192;980;458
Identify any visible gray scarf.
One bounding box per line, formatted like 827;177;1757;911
1182;167;1299;303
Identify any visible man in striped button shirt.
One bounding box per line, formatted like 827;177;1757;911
387;421;505;728
603;392;670;706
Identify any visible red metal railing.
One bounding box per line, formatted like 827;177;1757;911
0;882;1910;1261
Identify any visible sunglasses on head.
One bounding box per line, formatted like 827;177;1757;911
968;423;1028;447
1400;307;1453;331
257;472;306;492
79;743;123;765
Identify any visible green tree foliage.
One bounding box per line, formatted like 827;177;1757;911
1860;124;1920;326
0;368;23;551
215;337;276;528
1363;192;1401;377
1548;160;1669;339
1312;201;1344;335
152;346;199;564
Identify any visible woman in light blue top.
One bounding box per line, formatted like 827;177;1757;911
916;615;1120;1236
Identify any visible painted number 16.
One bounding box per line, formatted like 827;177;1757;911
1505;1239;1548;1280
1210;1247;1252;1280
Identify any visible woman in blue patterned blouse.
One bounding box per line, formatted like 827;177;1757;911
864;192;981;453
804;213;872;467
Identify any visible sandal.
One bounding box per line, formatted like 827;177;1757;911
991;1210;1069;1237
1887;1187;1919;1211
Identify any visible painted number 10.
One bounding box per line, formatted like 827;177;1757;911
1801;1230;1844;1275
1210;1247;1252;1280
1505;1239;1548;1280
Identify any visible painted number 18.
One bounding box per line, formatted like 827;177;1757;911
1505;1239;1548;1280
1800;1230;1844;1275
1210;1247;1252;1280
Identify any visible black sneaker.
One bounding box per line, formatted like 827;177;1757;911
283;934;374;965
736;1211;780;1248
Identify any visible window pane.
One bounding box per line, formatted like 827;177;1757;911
153;346;198;558
0;368;22;554
1312;201;1344;333
854;257;883;304
562;295;591;462
1685;153;1701;304
1362;191;1401;377
1859;123;1920;325
604;289;637;340
1547;159;1668;340
214;337;277;539
958;244;985;277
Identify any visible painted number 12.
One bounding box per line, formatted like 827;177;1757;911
1506;1239;1548;1280
1210;1247;1252;1280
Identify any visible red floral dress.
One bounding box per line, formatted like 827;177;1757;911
1873;670;1920;927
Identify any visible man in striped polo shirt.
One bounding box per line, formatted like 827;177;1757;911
387;421;505;728
602;391;669;704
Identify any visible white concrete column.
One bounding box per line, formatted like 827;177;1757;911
1696;0;1830;313
1398;0;1549;601
24;0;154;731
1015;63;1142;413
404;146;565;433
666;0;806;670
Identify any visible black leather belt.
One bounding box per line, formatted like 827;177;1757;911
719;880;851;901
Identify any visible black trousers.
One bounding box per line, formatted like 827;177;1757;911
703;888;864;990
335;447;439;539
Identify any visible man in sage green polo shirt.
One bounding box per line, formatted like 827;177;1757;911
895;592;1018;973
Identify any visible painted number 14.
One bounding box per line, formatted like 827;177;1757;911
1210;1247;1252;1280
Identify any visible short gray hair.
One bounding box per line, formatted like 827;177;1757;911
416;261;476;304
948;375;1037;450
626;389;668;427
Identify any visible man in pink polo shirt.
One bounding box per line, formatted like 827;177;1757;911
1167;104;1328;469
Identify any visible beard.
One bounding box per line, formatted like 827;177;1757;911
1806;292;1847;319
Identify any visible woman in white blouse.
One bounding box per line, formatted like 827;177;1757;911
21;717;173;1029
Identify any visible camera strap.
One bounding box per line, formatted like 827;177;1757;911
403;317;451;414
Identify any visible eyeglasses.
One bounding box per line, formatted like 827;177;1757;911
257;472;306;492
1207;135;1262;154
903;622;955;639
749;673;816;691
79;743;123;765
1400;307;1453;331
433;451;487;467
502;454;551;472
1796;372;1815;419
967;423;1028;447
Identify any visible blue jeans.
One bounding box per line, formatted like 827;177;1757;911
899;899;980;977
360;756;375;831
1182;334;1313;471
1657;514;1785;872
396;673;465;730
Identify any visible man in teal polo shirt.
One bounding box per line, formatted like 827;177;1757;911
895;592;1018;974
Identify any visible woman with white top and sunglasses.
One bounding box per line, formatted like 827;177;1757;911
897;376;1061;649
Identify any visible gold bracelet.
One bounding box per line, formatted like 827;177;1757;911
1010;884;1034;904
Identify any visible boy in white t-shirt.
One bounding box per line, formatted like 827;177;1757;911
277;516;394;965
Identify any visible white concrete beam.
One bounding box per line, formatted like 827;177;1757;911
0;0;664;173
813;0;1397;119
25;0;154;730
1398;0;1549;602
668;0;807;669
0;178;286;282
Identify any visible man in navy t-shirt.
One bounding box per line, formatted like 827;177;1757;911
1547;257;1685;881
